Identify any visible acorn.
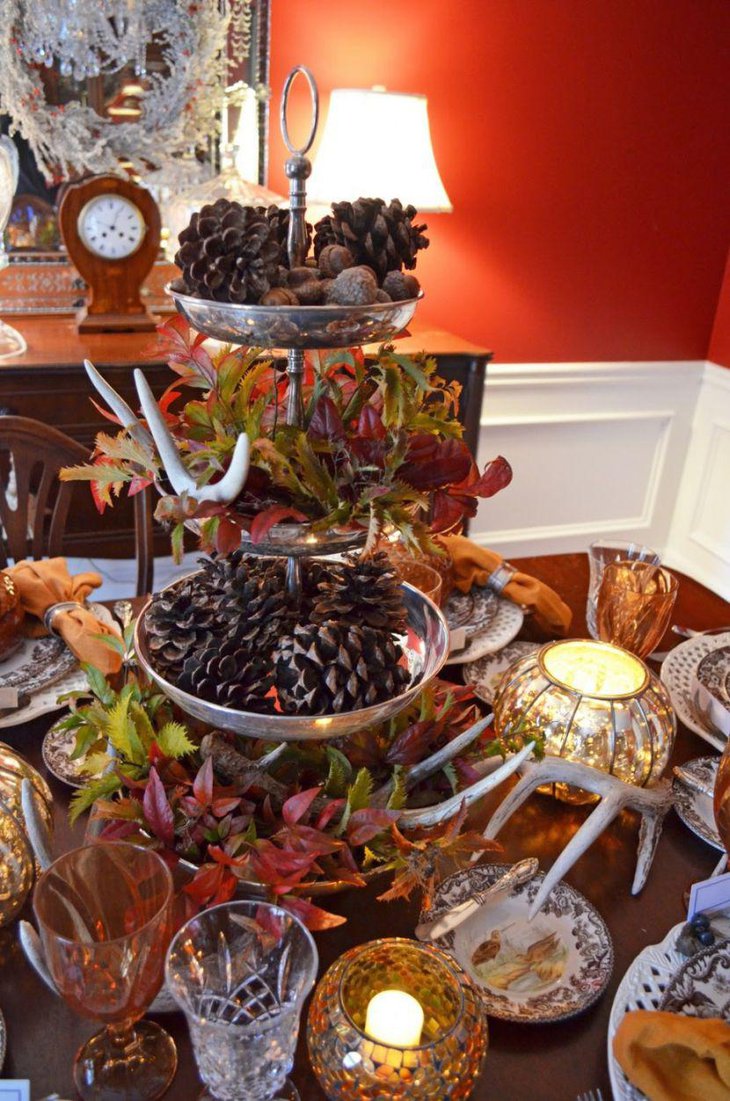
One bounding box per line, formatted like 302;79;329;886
375;288;392;303
260;287;300;306
319;243;355;278
382;270;421;301
326;265;378;306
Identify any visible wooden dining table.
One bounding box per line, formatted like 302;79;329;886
0;551;728;1100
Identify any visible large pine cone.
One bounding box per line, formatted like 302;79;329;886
145;577;222;682
179;636;274;713
174;198;280;304
274;621;409;715
219;559;294;652
311;551;407;633
314;197;429;283
257;205;313;268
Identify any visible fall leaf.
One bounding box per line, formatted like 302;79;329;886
250;505;308;543
142;767;175;847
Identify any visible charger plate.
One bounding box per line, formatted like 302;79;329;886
661;633;730;751
672;756;723;851
607;923;685;1101
420;862;613;1023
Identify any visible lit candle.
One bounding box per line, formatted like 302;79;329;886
541;639;647;697
364;989;424;1047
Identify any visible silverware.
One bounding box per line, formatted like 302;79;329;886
414;857;539;942
673;764;715;799
576;1091;604;1101
113;599;134;629
672;624;730;640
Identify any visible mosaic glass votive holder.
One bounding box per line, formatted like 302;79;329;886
307;937;488;1100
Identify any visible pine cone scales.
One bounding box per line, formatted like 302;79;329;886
257;205;312;267
314;198;429;283
174;198;279;304
274;622;409;715
311;551;407;633
180;637;274;713
145;578;222;681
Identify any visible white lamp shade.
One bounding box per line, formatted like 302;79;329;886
308;88;453;213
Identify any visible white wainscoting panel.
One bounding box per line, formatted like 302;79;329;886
665;362;730;600
472;360;704;560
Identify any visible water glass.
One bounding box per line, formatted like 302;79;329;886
596;560;679;658
586;541;660;637
166;900;318;1101
33;841;176;1101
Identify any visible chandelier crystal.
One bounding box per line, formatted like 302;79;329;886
18;0;147;81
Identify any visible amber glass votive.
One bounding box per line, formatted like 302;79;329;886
307;937;488;1100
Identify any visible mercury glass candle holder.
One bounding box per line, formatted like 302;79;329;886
166;900;318;1101
494;639;676;795
307;937;488;1100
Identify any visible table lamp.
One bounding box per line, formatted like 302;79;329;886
307;87;452;212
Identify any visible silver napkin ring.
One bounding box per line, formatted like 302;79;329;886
43;601;82;635
486;563;516;595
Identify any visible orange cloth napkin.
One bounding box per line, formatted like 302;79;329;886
613;1010;730;1101
439;535;572;635
8;559;122;676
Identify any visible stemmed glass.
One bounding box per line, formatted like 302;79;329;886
596;560;678;659
33;841;177;1101
166;900;318;1101
586;541;660;638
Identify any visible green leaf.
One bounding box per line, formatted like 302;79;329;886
442;762;459;794
389;352;433;392
82;664;115;706
105;692;145;765
323;747;353;797
129;701;157;752
294;436;338;504
171;521;186;564
156;721;196;759
69;773;121;824
338;768;373;835
387;765;408;811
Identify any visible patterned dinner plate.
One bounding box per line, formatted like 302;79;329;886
462;640;541;704
660;939;730;1019
672;756;723;851
42;719;89;788
661;632;730;751
419;862;613;1023
445;588;524;666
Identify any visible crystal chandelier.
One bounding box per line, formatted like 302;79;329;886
17;0;148;81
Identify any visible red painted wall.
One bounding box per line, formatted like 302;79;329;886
709;251;730;368
269;0;730;363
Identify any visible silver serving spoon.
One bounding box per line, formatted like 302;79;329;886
415;857;539;942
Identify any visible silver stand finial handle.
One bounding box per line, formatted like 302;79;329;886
280;65;319;269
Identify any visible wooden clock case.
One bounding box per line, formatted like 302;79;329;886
58;174;162;333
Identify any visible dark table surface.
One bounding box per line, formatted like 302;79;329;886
1;552;728;1100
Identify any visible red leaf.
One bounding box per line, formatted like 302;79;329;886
193;756;214;808
464;455;513;498
281;895;347;931
215;517;244;556
97;819;140;842
431;489;472;533
184;863;237;906
89;398;124;427
308;396;345;441
212;796;242;818
400;436;472;491
282;786;321;827
386;718;442;765
315;798;345;831
128;474;153;497
357;404;386;440
142;767;175;847
89;479;107;515
250;505;308;544
346;808;400;846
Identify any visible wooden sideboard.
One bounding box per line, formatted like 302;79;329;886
0;316;492;555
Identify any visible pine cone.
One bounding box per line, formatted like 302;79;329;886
145;576;222;682
258;205;313;268
175;199;280;304
179;636;274;713
314;197;429;283
274;621;409;715
218;558;294;653
311;551;408;633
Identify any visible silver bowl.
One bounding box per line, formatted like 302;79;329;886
239;522;367;558
134;582;449;742
167;285;422;349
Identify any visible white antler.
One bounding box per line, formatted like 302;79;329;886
133;368;250;504
483;756;674;919
84;359;154;451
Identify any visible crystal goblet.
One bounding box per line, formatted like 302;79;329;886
165;900;318;1101
33;841;176;1101
586;540;660;638
596;560;678;658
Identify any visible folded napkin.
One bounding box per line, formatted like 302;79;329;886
8;559;122;676
439;535;572;635
613;1010;730;1101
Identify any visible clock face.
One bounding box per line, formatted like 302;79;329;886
77;194;147;260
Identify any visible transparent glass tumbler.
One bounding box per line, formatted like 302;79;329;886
586;540;660;638
596;561;678;659
166;900;318;1101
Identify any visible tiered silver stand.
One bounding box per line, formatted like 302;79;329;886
135;66;449;741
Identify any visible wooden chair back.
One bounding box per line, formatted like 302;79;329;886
0;415;153;596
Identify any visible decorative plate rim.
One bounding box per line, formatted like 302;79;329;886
445;592;524;666
462;640;542;704
42;718;87;789
672;756;722;851
421;861;614;1024
659;937;730;1017
661;633;730;750
607;922;685;1101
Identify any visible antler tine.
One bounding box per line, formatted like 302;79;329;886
398;741;535;829
134;368;250;504
482;767;543;841
84;359;153;450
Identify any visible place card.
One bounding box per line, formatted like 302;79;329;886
0;1082;30;1101
688;870;730;921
